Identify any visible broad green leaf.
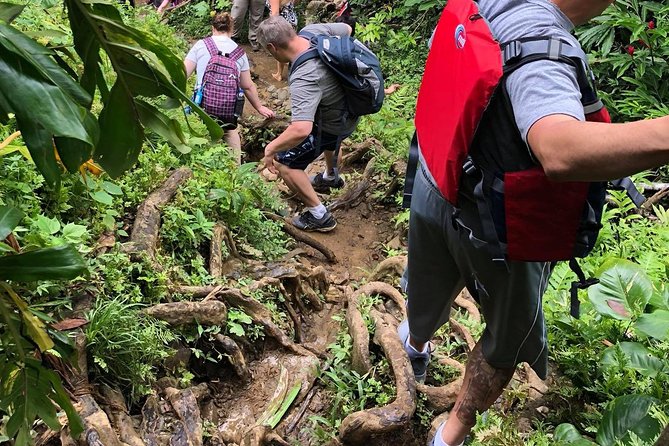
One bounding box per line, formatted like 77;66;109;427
61;223;87;241
0;2;24;24
0;23;91;108
0;244;87;281
554;423;596;445
14;116;61;187
55;112;99;173
0;205;22;240
266;380;301;428
600;342;667;377
635;310;669;340
101;181;122;195
596;395;662;446
589;259;652;320
136;99;189;153
35;215;61;235
94;82;144;177
91;190;114;206
649;285;669;311
0;283;54;352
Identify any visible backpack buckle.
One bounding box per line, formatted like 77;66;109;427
503;41;522;64
463;158;477;175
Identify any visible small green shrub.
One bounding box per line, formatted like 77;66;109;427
85;296;176;403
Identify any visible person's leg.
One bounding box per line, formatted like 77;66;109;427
275;162;320;207
433;203;552;444
223;129;242;164
231;0;249;40
247;0;264;48
439;341;515;445
402;167;465;369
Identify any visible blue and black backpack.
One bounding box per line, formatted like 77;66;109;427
290;29;385;118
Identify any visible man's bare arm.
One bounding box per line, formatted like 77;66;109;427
528;114;669;182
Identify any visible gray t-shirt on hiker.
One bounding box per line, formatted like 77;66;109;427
289;23;359;135
186;36;250;88
479;0;585;143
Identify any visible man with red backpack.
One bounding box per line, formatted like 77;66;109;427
400;0;669;445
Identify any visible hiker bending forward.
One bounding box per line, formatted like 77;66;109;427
257;17;359;232
400;1;669;445
184;12;274;163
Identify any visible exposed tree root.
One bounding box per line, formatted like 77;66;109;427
78;394;124;446
345;286;372;375
380;160;407;203
367;255;407;283
100;385;145;446
213;334;251;381
449;318;476;351
164;385;207;446
433;352;466;374
521;363;548;401
139;395;163;446
143;300;227;327
340;138;382;169
417;378;464;413
125;167;192;259
355;281;406;319
329;158;377;213
266;213;337;263
453;292;481;324
210;222;239;279
217;288;314;357
338;310;416;444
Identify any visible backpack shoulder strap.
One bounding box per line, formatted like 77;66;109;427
228;45;246;61
203;37;220;57
289;47;320;76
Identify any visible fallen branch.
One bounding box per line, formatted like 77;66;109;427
266;213;337;263
143;300;227;327
126;167;192;258
338;310;416;443
367;256;406;283
345;286;372;375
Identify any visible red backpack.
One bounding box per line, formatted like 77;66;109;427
201;38;245;124
404;0;644;316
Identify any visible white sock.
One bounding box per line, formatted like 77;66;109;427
322;171;332;180
406;338;429;354
308;204;327;219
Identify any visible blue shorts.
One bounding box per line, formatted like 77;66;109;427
275;128;350;170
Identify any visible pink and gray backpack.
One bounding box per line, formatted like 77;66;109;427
201;38;245;123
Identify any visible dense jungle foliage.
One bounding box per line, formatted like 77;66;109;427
0;0;668;445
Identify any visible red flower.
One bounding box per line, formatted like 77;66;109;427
626;45;635;55
648;20;655;29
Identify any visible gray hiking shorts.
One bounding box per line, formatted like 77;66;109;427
406;165;552;379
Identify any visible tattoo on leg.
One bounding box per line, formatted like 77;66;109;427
453;341;515;428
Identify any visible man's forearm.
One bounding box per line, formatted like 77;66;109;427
531;116;669;182
266;124;311;155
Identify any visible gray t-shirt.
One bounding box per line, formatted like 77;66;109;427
479;0;585;142
289;23;359;135
185;36;250;88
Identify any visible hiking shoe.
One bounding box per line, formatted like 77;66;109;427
310;172;345;193
291;210;337;232
397;319;431;383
